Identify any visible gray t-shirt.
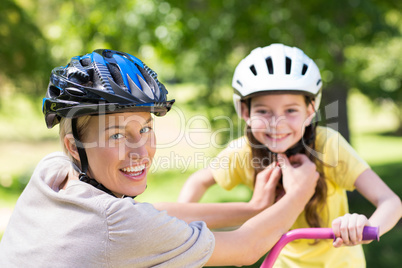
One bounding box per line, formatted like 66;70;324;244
0;152;215;267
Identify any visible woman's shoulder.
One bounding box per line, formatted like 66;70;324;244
28;152;71;192
36;151;70;171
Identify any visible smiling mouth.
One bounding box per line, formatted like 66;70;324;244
121;164;146;177
267;133;289;140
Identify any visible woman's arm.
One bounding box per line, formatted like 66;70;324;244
155;162;282;229
206;154;319;266
332;169;402;246
177;168;216;203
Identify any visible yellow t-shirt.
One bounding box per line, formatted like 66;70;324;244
210;126;370;268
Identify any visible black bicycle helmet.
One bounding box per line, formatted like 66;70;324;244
42;49;175;197
43;49;174;128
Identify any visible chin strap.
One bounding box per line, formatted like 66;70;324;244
71;118;89;175
284;121;317;157
78;174;117;197
71;118;135;199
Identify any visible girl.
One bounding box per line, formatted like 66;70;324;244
178;44;402;267
0;48;320;267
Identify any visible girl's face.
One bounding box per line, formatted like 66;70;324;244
81;112;156;198
242;94;314;153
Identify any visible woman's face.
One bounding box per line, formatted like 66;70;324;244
81;112;156;197
242;94;314;153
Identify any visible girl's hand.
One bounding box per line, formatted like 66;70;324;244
332;213;372;247
249;162;282;211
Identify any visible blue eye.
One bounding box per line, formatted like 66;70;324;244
111;133;124;139
140;126;151;134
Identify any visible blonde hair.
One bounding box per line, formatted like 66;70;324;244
59;116;91;167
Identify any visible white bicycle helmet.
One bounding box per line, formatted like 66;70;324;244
232;43;322;117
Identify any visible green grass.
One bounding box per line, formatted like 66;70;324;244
0;185;24;208
351;133;402;165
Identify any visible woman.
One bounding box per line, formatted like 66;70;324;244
0;49;319;267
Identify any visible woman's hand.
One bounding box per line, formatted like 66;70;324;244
249;162;282;211
332;213;372;247
279;154;319;202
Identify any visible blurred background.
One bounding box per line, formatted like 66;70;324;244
0;0;401;267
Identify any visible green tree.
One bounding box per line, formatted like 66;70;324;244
344;9;402;134
162;0;401;140
0;0;51;97
1;0;401;139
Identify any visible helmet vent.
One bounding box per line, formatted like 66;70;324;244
302;64;308;75
48;85;61;97
93;62;113;93
249;65;257;75
285;57;292;74
103;50;114;58
265;57;274;74
108;63;125;89
80;58;92;67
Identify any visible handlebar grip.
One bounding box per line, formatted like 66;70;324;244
362;226;379;241
333;226;379;242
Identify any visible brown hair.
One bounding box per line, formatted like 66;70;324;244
245;97;328;228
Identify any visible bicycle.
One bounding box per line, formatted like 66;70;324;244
260;226;379;268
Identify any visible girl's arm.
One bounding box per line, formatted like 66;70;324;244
206;154;320;266
156;162;281;229
332;169;402;247
177;168;216;203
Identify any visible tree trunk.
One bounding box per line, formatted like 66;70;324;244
321;81;350;142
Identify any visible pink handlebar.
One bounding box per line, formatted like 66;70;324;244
260;226;379;268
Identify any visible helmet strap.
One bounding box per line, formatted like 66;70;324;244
71;118;89;177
